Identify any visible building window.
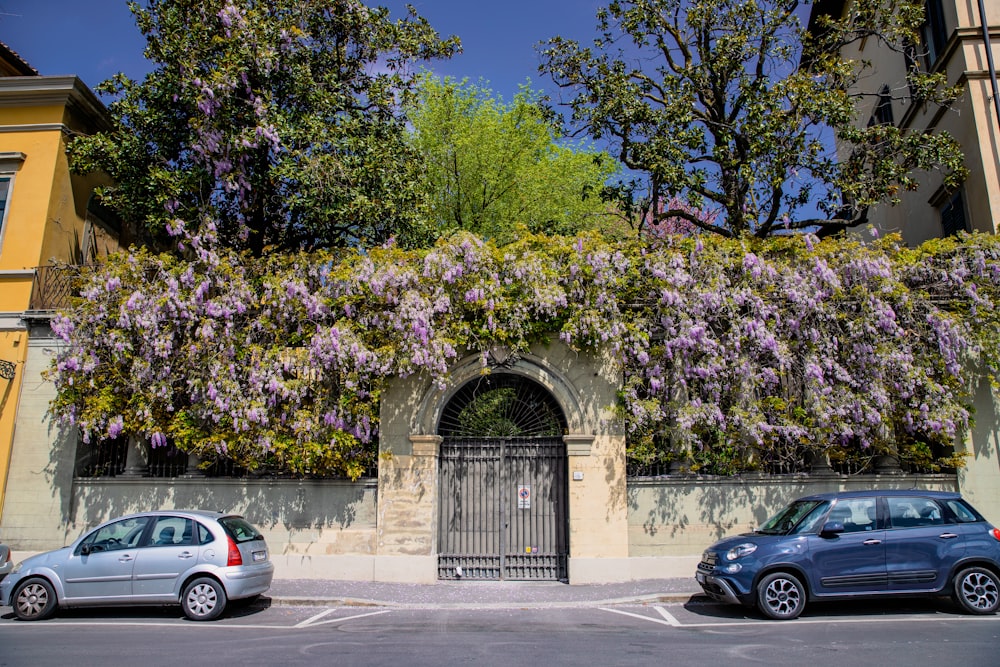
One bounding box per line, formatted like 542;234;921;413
0;176;10;220
867;85;894;127
0;152;25;254
921;0;947;67
940;189;967;237
0;175;12;251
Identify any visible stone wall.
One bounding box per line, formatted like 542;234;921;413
625;473;960;579
70;477;378;580
2;327;997;584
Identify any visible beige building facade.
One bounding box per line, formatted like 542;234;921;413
815;0;1000;244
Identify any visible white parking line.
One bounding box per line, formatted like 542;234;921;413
0;621;286;630
0;609;393;631
654;606;682;626
600;608;1000;629
295;609;391;628
600;607;677;627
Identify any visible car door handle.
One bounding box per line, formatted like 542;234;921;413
862;539;882;545
938;533;959;539
178;551;195;559
118;555;134;562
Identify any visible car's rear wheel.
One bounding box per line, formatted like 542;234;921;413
953;567;1000;615
12;578;57;621
756;572;806;620
181;577;228;621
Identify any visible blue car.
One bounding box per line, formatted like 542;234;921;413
696;490;1000;619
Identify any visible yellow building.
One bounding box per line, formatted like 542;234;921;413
0;42;118;518
812;0;1000;244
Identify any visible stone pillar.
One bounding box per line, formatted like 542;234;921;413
956;377;1000;520
374;434;440;582
119;435;149;478
565;432;631;584
181;450;205;478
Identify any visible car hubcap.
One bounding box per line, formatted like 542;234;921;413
186;584;218;616
961;572;999;610
764;579;800;616
16;584;48;618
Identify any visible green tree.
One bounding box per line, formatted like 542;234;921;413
407;75;621;244
539;0;964;238
70;0;459;256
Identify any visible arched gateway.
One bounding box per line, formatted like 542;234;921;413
436;373;569;580
375;341;630;584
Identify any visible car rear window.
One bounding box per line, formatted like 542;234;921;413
218;516;264;543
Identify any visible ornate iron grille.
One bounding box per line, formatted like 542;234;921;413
438;373;566;438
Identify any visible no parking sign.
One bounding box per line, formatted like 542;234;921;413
517;484;530;509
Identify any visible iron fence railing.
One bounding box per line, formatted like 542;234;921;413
626;451;955;478
74;439;377;480
28;264;81;311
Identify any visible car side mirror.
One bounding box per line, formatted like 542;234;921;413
820;521;845;536
80;544;91;556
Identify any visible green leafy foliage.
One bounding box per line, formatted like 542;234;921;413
407;75;622;244
50;231;1000;478
69;0;460;256
539;0;965;237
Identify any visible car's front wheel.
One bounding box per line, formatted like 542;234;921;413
12;578;57;621
756;572;806;620
953;567;1000;615
181;577;228;621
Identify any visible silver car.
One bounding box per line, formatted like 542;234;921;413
0;510;274;621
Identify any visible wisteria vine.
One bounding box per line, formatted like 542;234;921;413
48;231;1000;479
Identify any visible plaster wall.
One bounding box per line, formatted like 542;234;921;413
627;473;960;578
834;1;1000;243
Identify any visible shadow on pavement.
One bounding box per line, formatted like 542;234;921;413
681;595;965;621
0;597;272;623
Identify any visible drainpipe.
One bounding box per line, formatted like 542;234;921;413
978;0;1000;138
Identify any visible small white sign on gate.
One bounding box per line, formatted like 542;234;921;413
517;484;531;509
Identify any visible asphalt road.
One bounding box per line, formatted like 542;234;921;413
1;598;998;667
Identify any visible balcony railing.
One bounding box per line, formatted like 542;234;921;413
28;264;81;312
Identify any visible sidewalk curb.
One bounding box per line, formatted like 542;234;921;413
263;591;703;609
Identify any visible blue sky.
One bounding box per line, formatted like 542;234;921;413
0;0;605;101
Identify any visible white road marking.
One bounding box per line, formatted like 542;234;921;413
295;608;339;628
0;609;392;631
600;608;1000;629
653;606;682;626
295;609;391;628
600;607;677;627
0;621;285;630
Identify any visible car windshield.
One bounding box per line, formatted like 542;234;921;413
757;500;830;535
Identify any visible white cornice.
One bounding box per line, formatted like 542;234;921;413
0;123;67;134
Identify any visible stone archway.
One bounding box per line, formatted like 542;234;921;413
374;340;630;584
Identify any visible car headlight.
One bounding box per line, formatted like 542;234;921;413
10;561;22;574
725;543;757;561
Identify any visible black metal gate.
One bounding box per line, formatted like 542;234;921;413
436;373;569;581
437;436;567;580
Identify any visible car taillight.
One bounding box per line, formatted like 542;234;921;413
226;536;243;566
991;527;1000;542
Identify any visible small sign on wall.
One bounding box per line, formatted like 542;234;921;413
517;484;530;509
